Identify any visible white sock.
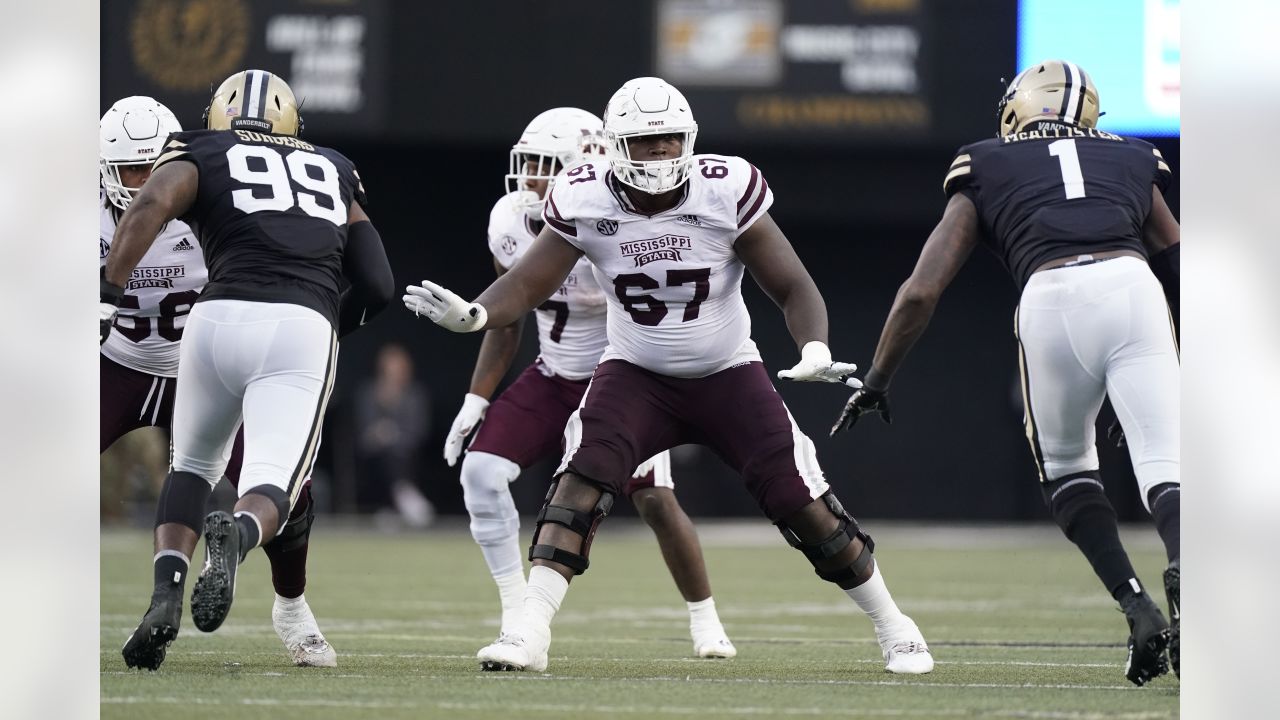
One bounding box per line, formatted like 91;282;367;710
494;569;527;632
843;563;908;633
274;592;306;611
479;534;524;579
520;565;569;642
687;597;725;635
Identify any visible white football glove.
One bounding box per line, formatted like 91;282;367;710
443;393;490;467
777;341;861;385
403;280;488;333
99;302;118;345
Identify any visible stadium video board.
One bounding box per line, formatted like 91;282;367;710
1018;0;1180;136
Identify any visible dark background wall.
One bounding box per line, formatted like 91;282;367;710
102;0;1178;522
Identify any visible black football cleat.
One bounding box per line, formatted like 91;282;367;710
1120;591;1171;686
1163;560;1180;678
191;511;241;632
122;587;182;671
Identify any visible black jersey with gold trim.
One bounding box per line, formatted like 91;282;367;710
153;129;367;326
943;122;1171;289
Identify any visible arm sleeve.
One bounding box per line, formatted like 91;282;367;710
942;146;977;201
729;156;774;235
337;220;394;337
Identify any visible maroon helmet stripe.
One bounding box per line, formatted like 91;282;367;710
736;164;760;212
739;177;769;229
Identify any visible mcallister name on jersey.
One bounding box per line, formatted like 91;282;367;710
232;129;316;151
1002;124;1125;144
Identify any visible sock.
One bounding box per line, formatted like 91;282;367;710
235;511;262;562
263;500;311;598
153;551;189;593
1045;476;1141;603
274;592;306;612
844;563;907;633
1147;483;1180;563
521;565;569;642
688;597;726;639
480;534;524;579
494;569;527;632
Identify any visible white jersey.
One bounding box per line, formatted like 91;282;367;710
542;155;774;378
487;192;608;380
99;196;207;377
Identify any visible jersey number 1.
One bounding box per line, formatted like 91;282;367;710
226;145;347;226
1048;139;1086;199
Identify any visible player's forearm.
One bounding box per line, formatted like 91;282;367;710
104;197;169;287
777;280;830;351
865;282;939;391
468;317;525;399
474;270;557;329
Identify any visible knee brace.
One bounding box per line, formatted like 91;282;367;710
243;484;291;536
775;492;875;585
528;478;614;575
154;470;213;534
461;452;522;545
1042;471;1114;542
267;484;314;553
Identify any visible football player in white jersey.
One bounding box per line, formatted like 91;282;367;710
447;107;735;659
406;77;932;674
100;95;338;671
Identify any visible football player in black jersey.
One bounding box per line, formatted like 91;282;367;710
101;70;395;669
831;60;1180;686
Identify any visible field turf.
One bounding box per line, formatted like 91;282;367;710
101;521;1179;719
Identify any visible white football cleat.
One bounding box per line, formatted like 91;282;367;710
272;597;337;668
477;631;549;672
878;618;934;674
694;635;738;659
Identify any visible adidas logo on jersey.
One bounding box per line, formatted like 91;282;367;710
675;214;703;227
172;238;195;251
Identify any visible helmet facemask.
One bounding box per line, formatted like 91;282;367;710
606;127;698;195
505;150;565;220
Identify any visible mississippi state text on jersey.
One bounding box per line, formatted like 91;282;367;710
100;194;207;377
541;155;773;378
152;129;367;326
944;122;1172;288
488;192;608;380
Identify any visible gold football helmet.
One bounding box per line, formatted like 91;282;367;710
203;69;303;136
996;60;1100;136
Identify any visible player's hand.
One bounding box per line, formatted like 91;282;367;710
99;272;124;345
830;387;892;436
1106;417;1126;448
99;303;118;345
444;393;490;467
777;341;858;384
403;280;488;333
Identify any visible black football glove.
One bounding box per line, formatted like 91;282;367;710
100;269;124;345
1106;417;1126;448
830;387;892;437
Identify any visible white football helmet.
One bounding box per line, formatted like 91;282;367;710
506;107;606;219
100;96;182;211
603;77;698;194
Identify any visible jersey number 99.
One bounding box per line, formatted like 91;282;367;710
226;145;347;226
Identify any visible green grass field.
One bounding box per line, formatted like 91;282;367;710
101;521;1179;719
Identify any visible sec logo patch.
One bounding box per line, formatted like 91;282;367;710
597;219;618;236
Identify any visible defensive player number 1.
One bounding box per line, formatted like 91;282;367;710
614;268;711;326
1048;139;1086;199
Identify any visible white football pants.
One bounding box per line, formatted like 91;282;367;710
170;299;337;512
1015;257;1179;507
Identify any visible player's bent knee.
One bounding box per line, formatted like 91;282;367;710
170;456;226;491
267;485;314;553
461;452;521;498
775;491;875;585
243;484;291;535
1042;471;1114;539
528;474;614;575
154;470;213;534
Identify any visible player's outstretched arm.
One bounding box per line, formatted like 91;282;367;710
404;226;581;333
337;202;395;337
738;212;856;384
442;258;528;467
831;193;978;435
103;161;198;288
